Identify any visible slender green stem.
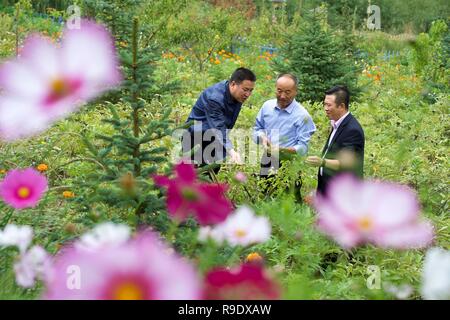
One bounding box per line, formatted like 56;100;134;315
242;184;256;203
14;3;20;57
131;17;141;177
0;209;15;229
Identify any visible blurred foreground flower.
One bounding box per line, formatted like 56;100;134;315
204;264;280;300
0;20;121;141
14;245;51;288
198;206;271;246
313;174;434;249
0;224;50;288
383;282;413;300
153;162;233;225
0;168;48;209
421;247;450;300
0;224;33;253
44;232;202;299
75;222;131;252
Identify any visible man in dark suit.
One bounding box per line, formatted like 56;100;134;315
306;85;365;195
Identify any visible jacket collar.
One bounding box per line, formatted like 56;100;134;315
224;81;239;105
329;113;353;146
322;113;354;155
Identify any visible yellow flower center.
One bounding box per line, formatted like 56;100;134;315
234;229;247;238
181;187;199;201
51;78;70;98
17;187;30;199
358;216;373;231
112;282;145;300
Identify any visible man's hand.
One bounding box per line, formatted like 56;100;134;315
305;156;324;167
228;149;242;164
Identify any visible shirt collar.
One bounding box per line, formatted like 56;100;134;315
275;99;297;114
330;111;350;130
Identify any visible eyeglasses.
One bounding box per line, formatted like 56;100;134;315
237;84;254;94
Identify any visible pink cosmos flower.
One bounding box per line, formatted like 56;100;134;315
313;174;435;249
234;172;247;183
153;162;233;225
0;20;121;141
204;263;281;300
0;168;48;209
44;232;202;300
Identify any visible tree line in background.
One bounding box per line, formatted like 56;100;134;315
1;0;449;33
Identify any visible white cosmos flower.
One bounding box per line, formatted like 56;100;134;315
75;222;131;252
198;225;225;244
221;206;271;246
383;282;414;300
14;245;50;288
198;207;271;247
421;247;450;300
0;224;33;253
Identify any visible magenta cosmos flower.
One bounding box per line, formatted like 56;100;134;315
204;263;281;300
313;174;435;249
0;20;121;141
153;162;233;225
44;232;202;300
0;168;48;209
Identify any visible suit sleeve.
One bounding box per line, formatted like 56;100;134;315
340;128;364;153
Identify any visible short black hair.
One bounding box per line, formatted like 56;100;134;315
325;85;350;109
276;73;298;87
230;67;256;84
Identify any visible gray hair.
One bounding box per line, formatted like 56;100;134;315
276;73;299;87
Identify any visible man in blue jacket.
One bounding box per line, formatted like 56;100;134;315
183;68;256;171
306;85;365;195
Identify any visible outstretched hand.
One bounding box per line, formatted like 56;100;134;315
305;156;323;167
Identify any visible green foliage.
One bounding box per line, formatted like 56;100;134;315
0;0;63;59
274;13;361;103
164;1;244;72
80;0;139;41
411;19;450;102
72;17;175;229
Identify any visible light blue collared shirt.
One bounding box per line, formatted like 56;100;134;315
253;99;316;155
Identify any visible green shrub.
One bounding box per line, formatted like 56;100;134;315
273;13;360;103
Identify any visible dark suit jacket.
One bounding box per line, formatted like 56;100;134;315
317;113;365;195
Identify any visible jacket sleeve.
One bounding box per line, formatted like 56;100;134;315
204;99;232;150
340;128;364;154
